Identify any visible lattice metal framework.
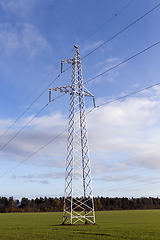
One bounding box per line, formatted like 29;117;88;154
49;45;95;224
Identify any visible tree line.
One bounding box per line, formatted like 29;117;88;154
0;196;160;213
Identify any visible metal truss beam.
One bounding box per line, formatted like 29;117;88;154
50;45;95;225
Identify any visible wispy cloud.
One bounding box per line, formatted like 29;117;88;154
0;0;55;17
93;57;121;83
20;23;51;58
101;174;130;182
81;40;103;55
0;23;51;57
0;23;19;56
11;171;64;184
0;0;34;16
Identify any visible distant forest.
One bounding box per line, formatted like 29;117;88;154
0;196;160;213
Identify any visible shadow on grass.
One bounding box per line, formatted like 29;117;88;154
49;225;112;237
74;231;112;237
50;223;98;227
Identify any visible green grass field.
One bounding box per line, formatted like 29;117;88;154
0;210;160;239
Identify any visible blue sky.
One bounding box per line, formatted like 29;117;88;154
0;0;160;200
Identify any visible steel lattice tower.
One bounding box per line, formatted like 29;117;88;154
49;45;95;224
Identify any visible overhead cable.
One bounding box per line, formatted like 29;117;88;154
1;2;159;140
0;102;49;152
0;38;159;161
84;41;160;85
0;72;62;139
97;82;160;108
1;37;160;175
1;79;160;178
81;3;160;60
78;0;135;46
94;177;160;194
0;128;67;178
0;1;134;131
0;92;64;152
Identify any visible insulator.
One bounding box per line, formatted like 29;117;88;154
93;97;96;108
61;62;63;73
49;90;51;102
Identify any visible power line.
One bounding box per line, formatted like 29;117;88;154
0;102;49;152
1;2;158;141
61;3;160;75
0;93;65;152
0;128;67;178
0;46;77;128
61;0;136;72
93;160;160;190
0;1;134;132
0;72;62;139
84;41;160;85
78;0;135;46
0;48;75;138
0;64;60;128
1;78;160;178
1;4;160;178
1;37;160;177
94;168;160;193
82;3;160;60
94;178;160;194
97;82;160;108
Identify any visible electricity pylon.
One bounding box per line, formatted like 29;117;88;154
49;45;95;225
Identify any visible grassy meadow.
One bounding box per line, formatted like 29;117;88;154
0;210;160;239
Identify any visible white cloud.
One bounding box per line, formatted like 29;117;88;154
89;157;131;176
93;57;121;83
0;23;51;57
0;111;67;169
94;57;120;68
0;0;55;17
81;40;103;55
133;151;160;170
0;23;19;55
1;88;160;177
20;23;51;58
101;174;130;182
11;171;64;181
131;83;140;89
87;90;160;171
0;0;34;16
